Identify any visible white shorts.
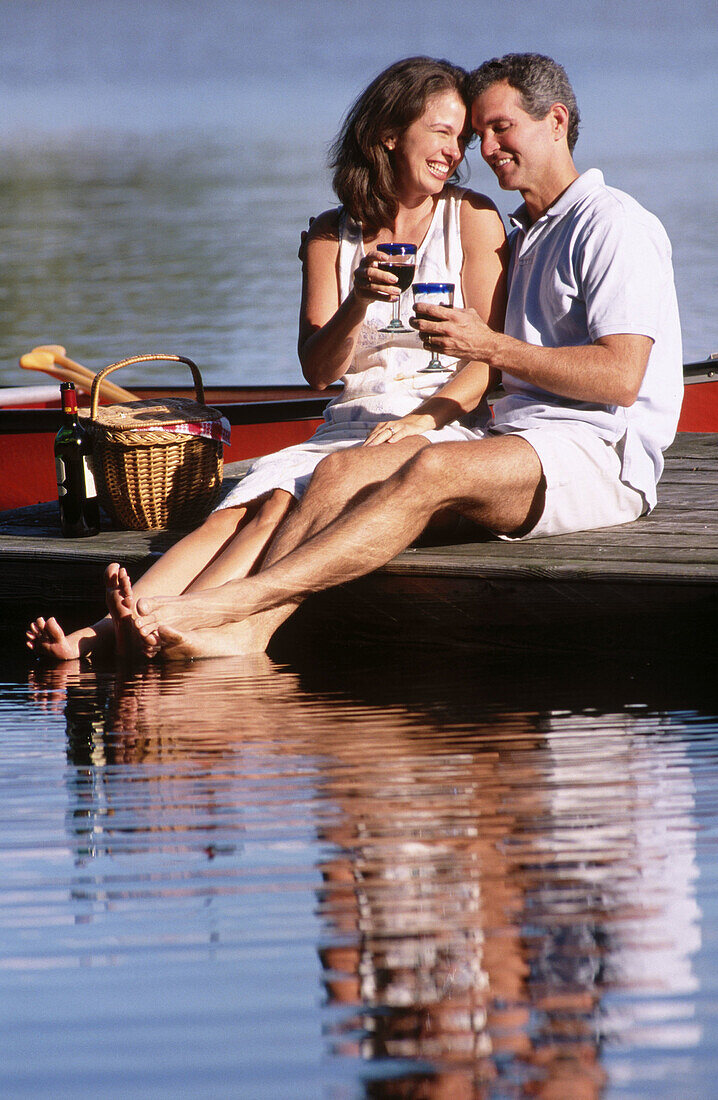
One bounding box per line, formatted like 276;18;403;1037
499;425;647;541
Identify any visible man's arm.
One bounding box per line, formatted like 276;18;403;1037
413;307;653;407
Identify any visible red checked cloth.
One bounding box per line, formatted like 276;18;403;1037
135;416;231;446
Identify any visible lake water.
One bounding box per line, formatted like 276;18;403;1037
3;1;718;1095
2;641;718;1098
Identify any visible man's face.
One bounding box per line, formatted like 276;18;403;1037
471;80;557;194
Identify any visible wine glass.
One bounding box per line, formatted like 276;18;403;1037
412;282;455;372
377;243;417;333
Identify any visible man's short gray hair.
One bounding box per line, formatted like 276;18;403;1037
469;53;580;152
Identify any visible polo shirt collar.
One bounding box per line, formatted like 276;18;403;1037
508;169;605;231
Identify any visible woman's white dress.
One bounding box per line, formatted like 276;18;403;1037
216;184;487;511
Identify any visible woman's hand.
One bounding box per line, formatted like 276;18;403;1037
363;413;436;447
352;250;402;304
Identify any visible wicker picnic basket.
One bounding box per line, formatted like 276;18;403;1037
85;354;225;530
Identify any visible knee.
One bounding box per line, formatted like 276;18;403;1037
253;490;293;530
201;506;246;539
403;443;448;486
390;445;458;511
315;449;349;478
312;448;359;488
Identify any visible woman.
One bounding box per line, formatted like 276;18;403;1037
27;55;506;661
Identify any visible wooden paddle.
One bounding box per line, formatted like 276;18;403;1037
19;346;137;403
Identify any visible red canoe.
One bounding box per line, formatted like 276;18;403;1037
1;359;716;513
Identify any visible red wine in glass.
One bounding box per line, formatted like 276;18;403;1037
377;243;417;333
413;282;455;372
377;262;415;292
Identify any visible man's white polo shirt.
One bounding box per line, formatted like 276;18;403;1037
490;169;683;510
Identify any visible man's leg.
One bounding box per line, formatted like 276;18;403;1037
134;435;543;653
129;436;431;657
260;436;431;567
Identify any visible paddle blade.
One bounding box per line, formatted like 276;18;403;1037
32;344;68;358
19;349;57;369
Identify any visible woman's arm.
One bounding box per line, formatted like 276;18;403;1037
364;194;507;444
298;210;401;390
362;360;495;446
460;189;507;334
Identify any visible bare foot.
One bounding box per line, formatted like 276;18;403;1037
136;585;250;634
137;616;275;661
25;616;91;662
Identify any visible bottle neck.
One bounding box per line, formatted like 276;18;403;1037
60;384;78;418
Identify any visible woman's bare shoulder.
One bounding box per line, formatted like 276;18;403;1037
458;187;503;217
458;188;506;245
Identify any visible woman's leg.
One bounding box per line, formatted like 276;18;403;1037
25;505;249;660
181;490;294;591
26;490;294;661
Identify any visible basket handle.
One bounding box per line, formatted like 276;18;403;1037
90;354;205;421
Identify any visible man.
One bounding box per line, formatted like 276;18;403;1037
132;53;683;658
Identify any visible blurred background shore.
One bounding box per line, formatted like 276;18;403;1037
0;0;715;388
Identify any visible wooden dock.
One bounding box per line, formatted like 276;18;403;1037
2;433;717;657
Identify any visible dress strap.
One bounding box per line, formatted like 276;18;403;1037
338;208;364;301
416;185;465;308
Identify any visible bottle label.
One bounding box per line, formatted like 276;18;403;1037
55;456;67;497
82;455;98;499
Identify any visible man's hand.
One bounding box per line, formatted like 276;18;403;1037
297;217;315;263
363;413;436;447
411;304;499;364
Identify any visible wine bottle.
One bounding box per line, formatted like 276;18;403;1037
54;382;101;537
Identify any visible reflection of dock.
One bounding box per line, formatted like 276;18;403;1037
2;433;717;655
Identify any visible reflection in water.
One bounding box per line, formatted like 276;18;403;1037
23;651;708;1097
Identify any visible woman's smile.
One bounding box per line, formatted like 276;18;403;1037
388;88;467;198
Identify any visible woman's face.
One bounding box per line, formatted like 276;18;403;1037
387;89;469;200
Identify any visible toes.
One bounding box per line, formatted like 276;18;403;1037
137;620;159;641
44;617;65;643
118;567;133;602
136;596;153;617
142;634;161;658
25;619;45;651
104;562;120;588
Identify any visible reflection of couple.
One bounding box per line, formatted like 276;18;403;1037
51;657;700;1097
27;52;682;663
